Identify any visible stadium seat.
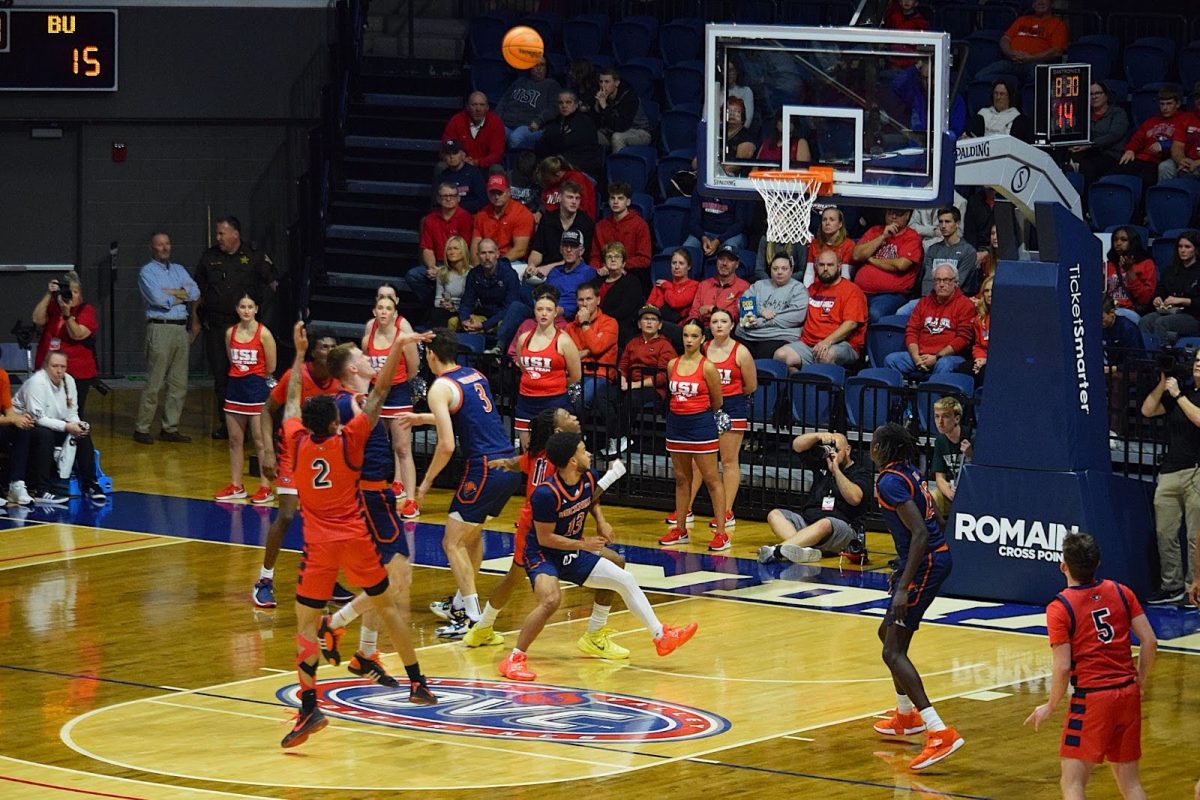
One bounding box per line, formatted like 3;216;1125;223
1077;33;1120;62
937;3;980;40
640;97;661;131
966;79;997;116
1064;169;1085;199
700;255;754;282
915;373;975;434
1067;39;1114;81
517;14;560;51
652;199;690;249
660;109;701;154
457;332;486;353
650;252;673;283
656;154;694;199
659;19;704;66
1131;84;1176;127
964;30;1005;78
466;13;512;60
617;62;657;101
1180;41;1200;90
866;314;908;367
1151;231;1181;277
607;151;653;194
563;18;604;61
1130;36;1177;62
630;192;655;222
1175;336;1200;353
844;367;904;432
1104;224;1150;250
1146;185;1197;236
751;359;789;424
793;364;847;429
1088;176;1141;231
470;57;513;106
664;65;705;108
612;19;657;64
1124;44;1172;90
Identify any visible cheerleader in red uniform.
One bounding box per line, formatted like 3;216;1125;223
658;319;730;552
514;293;581;451
362;294;422;517
216;294;276;502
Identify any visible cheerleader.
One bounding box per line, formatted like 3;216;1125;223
682;308;756;530
362;293;421;518
658;319;730;552
514;292;581;451
216;294;276;502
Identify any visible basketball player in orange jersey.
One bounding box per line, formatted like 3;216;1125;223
1025;532;1157;800
250;328;341;609
279;322;436;749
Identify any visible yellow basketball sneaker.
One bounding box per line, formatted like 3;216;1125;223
577;627;630;659
463;624;504;647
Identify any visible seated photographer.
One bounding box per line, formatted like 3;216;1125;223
32;271;99;415
2;361;35;506
757;432;872;563
12;351;106;505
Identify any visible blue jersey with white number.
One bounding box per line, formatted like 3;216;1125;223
437;366;513;460
525;468;599;565
875;460;945;566
334;390;392;482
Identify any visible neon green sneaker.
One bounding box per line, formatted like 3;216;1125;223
577;627;630;660
463;624;504;647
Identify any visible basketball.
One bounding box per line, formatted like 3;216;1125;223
501;26;544;71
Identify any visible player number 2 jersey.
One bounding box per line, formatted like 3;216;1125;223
283;414;371;543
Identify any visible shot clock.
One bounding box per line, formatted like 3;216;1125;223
0;10;118;92
1033;63;1091;147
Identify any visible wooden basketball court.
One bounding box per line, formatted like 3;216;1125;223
1;389;1198;799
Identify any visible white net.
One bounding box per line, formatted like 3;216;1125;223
750;172;829;247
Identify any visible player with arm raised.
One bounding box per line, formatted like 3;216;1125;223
280;322;436;749
869;422;964;771
497;431;697;681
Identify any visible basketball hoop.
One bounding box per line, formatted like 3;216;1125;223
749;167;835;247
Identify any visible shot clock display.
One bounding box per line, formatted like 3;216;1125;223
1034;63;1090;147
0;10;118;91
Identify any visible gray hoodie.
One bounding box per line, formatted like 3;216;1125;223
735;278;809;342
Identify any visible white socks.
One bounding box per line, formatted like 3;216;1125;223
359;626;378;655
464;593;481;622
259;566;274;580
587;603;611;633
919;705;947;732
896;693;914;714
478;601;500;629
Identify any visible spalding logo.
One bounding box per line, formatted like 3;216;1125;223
277;678;730;742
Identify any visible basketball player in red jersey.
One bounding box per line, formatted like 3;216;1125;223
280;321;436;748
1025;532;1157;800
250;328;341;609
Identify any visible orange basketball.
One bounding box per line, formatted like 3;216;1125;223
501;26;544;71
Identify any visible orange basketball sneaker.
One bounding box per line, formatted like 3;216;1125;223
498;651;536;681
909;726;965;771
654;622;698;656
873;708;926;736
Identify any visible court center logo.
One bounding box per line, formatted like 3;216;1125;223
277;678;730;742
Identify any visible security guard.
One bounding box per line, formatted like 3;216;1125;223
195;215;277;439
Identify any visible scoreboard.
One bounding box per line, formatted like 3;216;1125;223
0;10;118;92
1033;63;1091;147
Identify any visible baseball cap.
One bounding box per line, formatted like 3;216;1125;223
442;138;463;153
560;229;584;248
486;173;509;192
715;244;739;259
637;304;662;320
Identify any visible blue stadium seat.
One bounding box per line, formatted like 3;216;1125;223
1067;39;1114;81
607;153;650;195
793;364;847;429
1161;177;1200;205
937;3;981;40
467;13;512;60
470;57;513;106
1131;84;1175;126
640;97;661;131
659;19;703;66
1146;185;1197;236
563;18;604;61
844;368;904;432
652;199;690;249
664;65;705;108
630;192;655;222
1124;44;1172;90
517;14;561;51
656;154;694;199
650;252;673;283
915;373;975;434
457;332;486;353
1151;232;1181;278
1078;33;1120;62
866;315;908;367
966;79;996;116
964;30;1005;78
1104;224;1149;250
617;62;657;101
660;109;701;155
1180;42;1200;90
751;359;789;424
612;19;657;64
1088;176;1141;231
1064;169;1085;199
1130;36;1177;62
977;4;1018;31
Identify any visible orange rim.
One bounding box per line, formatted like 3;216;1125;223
749;166;835;196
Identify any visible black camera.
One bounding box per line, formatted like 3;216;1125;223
1157;344;1193;378
819;443;837;460
49;274;72;301
11;319;37;350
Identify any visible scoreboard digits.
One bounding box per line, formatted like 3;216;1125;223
1034;63;1090;147
0;10;118;92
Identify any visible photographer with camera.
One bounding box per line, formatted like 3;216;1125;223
1140;346;1200;605
32;271;99;415
757;432;873;564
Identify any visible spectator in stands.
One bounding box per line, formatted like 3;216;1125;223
470;173;535;264
1101;296;1144;372
507;150;542;213
591;305;676;457
963;188;998;251
724;57;755;127
409;182;473;310
566;281;618;414
1140;345;1200;605
536;90;603;177
965;76;1033;142
496;57;561;152
1139;231;1200;342
535;155;598;221
756;432;871;565
441;91;505;171
566;59;600;113
438;139;486;213
497;230;597;352
852;207;924;322
459;238;520;337
523;179;595;279
685;190;751;257
891;61;967;138
909;193;969;250
1105;226;1157;321
595;242;645;349
1;361;34;508
976;223;1000;285
1162;80;1200;184
734;254;808;359
1117;86;1194;189
430;235;473;329
720;98;757;175
929;397;973;516
32;271;99;416
775;248;868;369
12;351;106;505
975;0;1069;86
756;114;812;166
900;207;980;317
1068;82;1130;193
802;207;855;284
971;275;993;381
648;247;699;324
592;66;653;153
884;263;975;380
592;181;652;294
690;245;751;327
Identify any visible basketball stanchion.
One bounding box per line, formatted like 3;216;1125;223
748;166;835;247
